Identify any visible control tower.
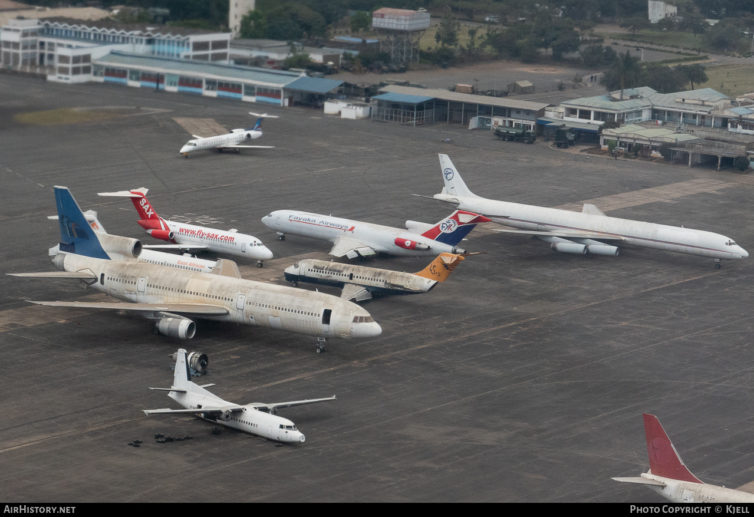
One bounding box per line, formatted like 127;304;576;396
372;7;430;65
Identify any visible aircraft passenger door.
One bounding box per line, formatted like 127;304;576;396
321;308;332;334
235;294;246;311
137;277;147;294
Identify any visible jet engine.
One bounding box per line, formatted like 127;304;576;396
586;244;620;256
156;317;196;339
394;236;430;251
170;350;209;376
98;233;142;258
551;241;587;255
147;229;174;241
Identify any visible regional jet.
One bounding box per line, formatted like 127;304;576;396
179;112;277;157
613;414;754;502
433;154;748;266
284;253;465;301
98;187;273;267
262;209;489;259
9;187;381;352
144;349;335;443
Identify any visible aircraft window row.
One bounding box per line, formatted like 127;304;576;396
143;259;202;271
231;416;258;428
132;280;233;301
353;315;374;323
247;300;317;317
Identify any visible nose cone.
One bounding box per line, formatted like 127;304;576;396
261;214;276;229
254;244;274;260
179;145;190;154
284;264;298;275
737;246;749;259
352;320;382;338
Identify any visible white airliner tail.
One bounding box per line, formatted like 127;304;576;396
438;154;477;198
172;348;194;392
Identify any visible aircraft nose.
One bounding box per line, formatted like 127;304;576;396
257;245;274;260
353;321;382;338
738;246;749;259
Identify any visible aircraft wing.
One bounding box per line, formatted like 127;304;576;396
341;283;372;302
8;271;97;280
28;300;229;316
491;228;625;241
612;477;666;487
144;404;245;416
221;144;275;149
329;236;377;259
250;395;336;413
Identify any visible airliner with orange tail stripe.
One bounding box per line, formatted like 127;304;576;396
261;209;489;259
613;414;754;502
98;188;273;266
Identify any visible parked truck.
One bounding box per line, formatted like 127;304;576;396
494;126;536;144
554;127;576;148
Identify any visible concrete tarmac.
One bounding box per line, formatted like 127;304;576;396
2;73;754;502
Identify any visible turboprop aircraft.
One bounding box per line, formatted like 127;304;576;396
9;187;381;352
432;154;748;267
48;210;218;274
98;187;273;267
261;209;489;259
179;112;277;157
144;349;335;443
613;414;754;502
284;253;465;302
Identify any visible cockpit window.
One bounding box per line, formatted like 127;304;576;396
353;315;374;323
726;240;737;246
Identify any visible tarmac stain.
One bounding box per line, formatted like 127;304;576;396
13;107;137;126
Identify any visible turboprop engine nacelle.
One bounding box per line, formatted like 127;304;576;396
147;229;174;241
394;236;430;251
98;233;142;258
156;317;196;339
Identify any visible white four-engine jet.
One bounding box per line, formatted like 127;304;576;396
179;112;277;157
613;414;754;502
433;154;748;266
99;187;273;266
261;209;489;259
144;349;336;443
9;187;381;352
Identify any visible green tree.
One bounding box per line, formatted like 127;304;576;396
240;10;267;39
435;13;459;48
603;51;642;98
677;64;708;90
350;11;371;33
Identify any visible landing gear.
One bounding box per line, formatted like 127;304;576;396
276;232;285;241
714;259;721;269
315;337;327;354
256;260;264;268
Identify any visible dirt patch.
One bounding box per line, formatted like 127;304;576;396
13;106;141;126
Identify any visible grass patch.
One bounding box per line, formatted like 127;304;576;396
700;64;754;97
13;107;133;126
419;24;490;52
601;30;707;52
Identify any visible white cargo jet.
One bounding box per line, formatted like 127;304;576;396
179;112;277;157
261;209;489;259
144;349;335;443
433;154;748;266
9;187;381;352
284;253;465;301
48;209;218;274
613;413;754;502
98;187;273;267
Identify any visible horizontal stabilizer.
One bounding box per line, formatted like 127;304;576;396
29;300;229;316
8;271;97;280
612;477;666;487
223;145;275;149
341;283;372;302
98;187;149;198
148;387;187;393
248;112;279;119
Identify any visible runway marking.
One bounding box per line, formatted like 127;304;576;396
172;117;227;137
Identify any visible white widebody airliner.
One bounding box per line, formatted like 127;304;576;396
284;253;465;301
613;414;754;502
144;349;336;443
433;154;748;266
261;209;489;259
49;209;218;274
99;187;273;266
179;112;277;157
10;187;381;352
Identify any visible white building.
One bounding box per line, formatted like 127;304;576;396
648;0;677;24
229;0;256;38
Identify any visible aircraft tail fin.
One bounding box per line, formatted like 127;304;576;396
438;154;476;198
247;112;278;131
53;186;110;260
98;188;161;222
642;413;703;484
421;210;491;246
172;348;193;391
415;253;465;282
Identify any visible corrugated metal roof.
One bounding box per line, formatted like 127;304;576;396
537;117;601;132
602;124;699;143
380;85;549;111
95;52;303;87
561;93;652;111
372;92;434;104
286;76;343;94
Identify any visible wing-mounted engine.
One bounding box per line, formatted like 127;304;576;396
405;220;433;234
394;235;430;251
97;233;142;258
156;316;196;339
171;350;208;376
147;229;174;241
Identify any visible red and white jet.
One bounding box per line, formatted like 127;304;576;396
98;188;273;266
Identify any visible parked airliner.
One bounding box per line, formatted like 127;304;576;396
433;154;747;266
179;112;277;157
262;209;489;259
284;253;465;301
99;187;273;266
9;187;381;352
613;414;754;502
145;349;335;443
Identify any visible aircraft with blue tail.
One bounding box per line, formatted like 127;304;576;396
179;112;277;157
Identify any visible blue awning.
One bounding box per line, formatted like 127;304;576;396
285;76;343;95
372;92;434;104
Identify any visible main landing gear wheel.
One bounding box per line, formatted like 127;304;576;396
714;259;721;269
315;337;327;354
256;260;264;268
276;232;285;241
